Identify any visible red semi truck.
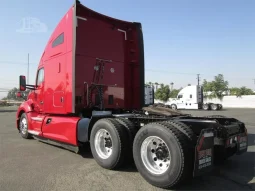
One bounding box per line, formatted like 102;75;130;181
16;1;248;189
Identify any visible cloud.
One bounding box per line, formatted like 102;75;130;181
16;17;48;34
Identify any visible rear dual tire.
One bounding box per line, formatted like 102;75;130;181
203;103;222;111
211;104;218;111
133;122;195;189
90;118;134;170
90;118;196;189
202;103;210;110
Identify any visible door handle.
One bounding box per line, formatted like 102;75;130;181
46;118;52;124
60;97;64;103
40;101;43;104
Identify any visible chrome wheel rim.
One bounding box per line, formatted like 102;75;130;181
94;129;113;159
141;136;171;175
172;105;176;110
20;118;27;134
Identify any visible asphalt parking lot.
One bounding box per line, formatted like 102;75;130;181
0;106;254;191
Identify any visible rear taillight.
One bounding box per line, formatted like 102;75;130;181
226;139;230;147
244;128;248;136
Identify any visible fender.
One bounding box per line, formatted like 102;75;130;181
77;118;91;142
16;99;34;129
77;111;113;142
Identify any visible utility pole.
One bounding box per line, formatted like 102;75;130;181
27;53;29;84
197;74;200;86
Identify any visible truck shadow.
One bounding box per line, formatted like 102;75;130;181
166;134;255;190
79;143;138;171
118;155;255;190
164;152;254;190
0;109;17;112
209;151;255;191
79;143;94;158
248;133;255;146
77;134;255;190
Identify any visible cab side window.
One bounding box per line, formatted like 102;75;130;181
52;33;64;48
177;94;183;99
36;68;44;86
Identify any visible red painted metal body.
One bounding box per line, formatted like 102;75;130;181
41;116;80;145
75;6;143;111
16;1;144;146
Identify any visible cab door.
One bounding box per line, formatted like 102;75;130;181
29;67;45;134
34;67;45;113
176;94;186;109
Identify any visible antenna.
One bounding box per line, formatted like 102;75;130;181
27;53;29;84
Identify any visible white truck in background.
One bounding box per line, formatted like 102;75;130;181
146;85;223;111
168;85;223;110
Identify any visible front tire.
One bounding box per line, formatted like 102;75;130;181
133;122;191;189
170;104;177;110
19;113;32;139
90;118;129;170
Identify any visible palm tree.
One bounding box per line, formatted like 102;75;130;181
155;82;159;90
170;82;174;91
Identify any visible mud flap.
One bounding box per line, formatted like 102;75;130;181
236;133;248;155
193;128;215;177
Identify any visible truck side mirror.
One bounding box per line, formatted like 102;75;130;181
19;75;26;91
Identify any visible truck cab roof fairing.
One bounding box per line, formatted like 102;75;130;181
40;5;75;60
76;2;134;25
72;2;139;113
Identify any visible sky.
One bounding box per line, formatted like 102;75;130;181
0;0;254;98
